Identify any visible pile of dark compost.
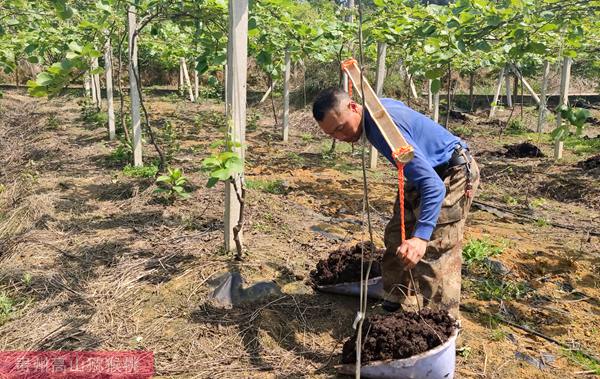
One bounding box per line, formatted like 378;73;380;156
577;154;600;171
309;242;384;286
341;309;457;364
503;142;545;158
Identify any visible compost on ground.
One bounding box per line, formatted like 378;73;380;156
503;142;545;158
578;154;600;171
341;309;457;364
309;242;384;286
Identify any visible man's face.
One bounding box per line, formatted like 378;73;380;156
318;99;363;143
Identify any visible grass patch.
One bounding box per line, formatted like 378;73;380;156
469;278;529;301
122;164;158;178
563;135;600;155
451;125;473;138
535;218;549;227
562;349;600;375
0;292;15;326
463;238;503;265
301;133;314;142
506;119;528;135
246;179;286;194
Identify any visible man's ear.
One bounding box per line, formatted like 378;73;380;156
349;101;358;113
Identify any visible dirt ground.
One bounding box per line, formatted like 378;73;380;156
0;88;599;378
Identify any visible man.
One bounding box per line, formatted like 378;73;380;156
312;88;479;318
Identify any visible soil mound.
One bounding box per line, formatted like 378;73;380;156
577;154;600;171
503;142;545;158
309;242;384;286
341;309;457;364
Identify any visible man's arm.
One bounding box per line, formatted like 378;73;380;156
397;143;445;269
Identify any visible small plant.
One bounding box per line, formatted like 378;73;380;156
122;164;158;178
0;293;14;325
463;238;503;265
552;105;590;142
301;133;314;142
562;348;600;375
535;218;549;227
473;278;528;301
506;119;527;135
108;138;133;165
247;112;260;131
22;273;32;287
201;149;245;259
285;152;305;168
451;125;473;137
201;151;243;188
502;194;519;206
246;179;286;194
46;115;60;130
489;328;507;341
0;183;5;194
155;168;190;202
80;99;108;129
529;197;546;209
160;120;180;164
457;346;472;359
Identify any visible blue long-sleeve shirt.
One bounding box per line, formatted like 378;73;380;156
364;98;467;241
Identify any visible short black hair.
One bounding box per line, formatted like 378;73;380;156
312;87;349;122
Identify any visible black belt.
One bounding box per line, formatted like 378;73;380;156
434;145;472;179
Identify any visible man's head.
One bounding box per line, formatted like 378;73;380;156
312;87;363;143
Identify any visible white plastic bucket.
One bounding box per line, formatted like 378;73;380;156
338;324;460;379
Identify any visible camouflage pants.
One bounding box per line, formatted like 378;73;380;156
382;158;480;319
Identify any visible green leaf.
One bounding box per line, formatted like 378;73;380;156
206;177;219;188
225;158;243;173
474;40;491;52
156;175;170;182
210;168;232;180
68;42;82;53
95;1;112;12
36;72;53;86
256;50;272;67
425;68;445;79
373;0;385;6
431;78;441;94
25;44;38;54
526;42;546;54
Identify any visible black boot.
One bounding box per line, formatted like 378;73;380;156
382;300;401;312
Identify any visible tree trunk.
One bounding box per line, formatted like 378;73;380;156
14;57;19;88
433;86;440;123
427;79;433;112
554;57;572;160
105;37;116;140
178;60;183;93
90;74;98;107
84;74;91;98
181;58;194;102
505;71;512;108
259;79;275;104
224;0;248;253
194;69;199;101
444;63;451;128
489;68;505;119
370;42;386;169
469;71;475;112
537;61;550;133
282;49;291;142
128;5;143;167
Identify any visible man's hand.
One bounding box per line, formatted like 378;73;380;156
396;237;428;270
